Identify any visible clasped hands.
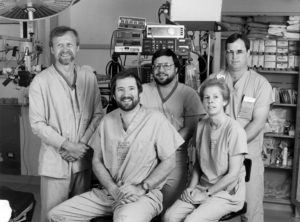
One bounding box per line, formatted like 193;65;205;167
181;186;210;205
59;140;90;162
110;182;146;205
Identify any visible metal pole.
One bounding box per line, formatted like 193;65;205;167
207;32;211;78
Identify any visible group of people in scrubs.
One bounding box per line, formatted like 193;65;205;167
29;25;273;222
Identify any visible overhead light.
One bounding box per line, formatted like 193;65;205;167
25;2;35;21
0;0;77;21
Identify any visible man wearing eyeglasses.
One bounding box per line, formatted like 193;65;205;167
140;48;202;214
202;33;274;222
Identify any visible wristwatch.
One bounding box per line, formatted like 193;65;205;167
141;181;150;193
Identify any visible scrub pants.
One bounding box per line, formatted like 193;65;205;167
48;188;162;222
161;149;188;213
163;194;244;222
241;156;264;222
40;169;91;222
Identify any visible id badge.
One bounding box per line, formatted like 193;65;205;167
238;96;255;120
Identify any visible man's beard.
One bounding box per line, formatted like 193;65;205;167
116;96;140;111
58;51;75;65
153;72;175;86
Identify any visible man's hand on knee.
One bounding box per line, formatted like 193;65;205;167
119;183;145;197
111;183;148;206
181;187;194;204
119;194;140;205
109;186;124;201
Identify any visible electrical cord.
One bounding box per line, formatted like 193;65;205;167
105;52;123;79
109;29;118;59
188;33;208;77
123;55;127;66
105;29;124;79
198;53;208;75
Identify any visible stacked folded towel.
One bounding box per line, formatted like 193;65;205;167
247;21;269;38
221;16;246;37
268;24;287;37
284;16;300;39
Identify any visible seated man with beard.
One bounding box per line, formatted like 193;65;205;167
48;69;184;222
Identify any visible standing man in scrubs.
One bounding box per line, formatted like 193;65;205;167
29;26;104;222
48;69;184;222
140;48;202;212
204;33;274;222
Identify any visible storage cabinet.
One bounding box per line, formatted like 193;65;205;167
292;72;300;212
0;103;40;176
259;69;299;206
0;105;21;175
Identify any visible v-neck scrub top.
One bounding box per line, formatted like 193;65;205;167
89;106;184;188
140;82;202;133
195;116;248;188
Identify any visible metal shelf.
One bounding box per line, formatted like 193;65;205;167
264;197;291;205
257;69;299;75
272;103;297;107
0;35;30;42
264;133;295;139
265;164;293;170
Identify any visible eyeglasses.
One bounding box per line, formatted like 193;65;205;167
226;50;246;56
153;63;174;70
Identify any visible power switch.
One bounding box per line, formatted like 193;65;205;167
7;152;15;159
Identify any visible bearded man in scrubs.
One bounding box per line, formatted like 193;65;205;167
29;26;104;222
48;69;184;222
140;49;202;212
203;33;274;222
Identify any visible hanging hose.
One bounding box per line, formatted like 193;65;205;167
105;52;123;79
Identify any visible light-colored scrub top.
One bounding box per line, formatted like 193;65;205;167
195;116;248;192
140;81;202;136
197;69;273;222
163;116;248;222
29;65;104;178
88;106;184;209
140;81;202;209
206;69;274;157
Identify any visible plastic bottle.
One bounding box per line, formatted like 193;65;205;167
282;147;288;166
185;62;198;90
24;47;32;72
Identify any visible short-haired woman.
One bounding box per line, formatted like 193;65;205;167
163;78;248;222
